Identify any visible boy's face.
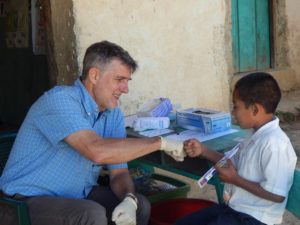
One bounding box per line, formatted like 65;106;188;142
232;89;255;129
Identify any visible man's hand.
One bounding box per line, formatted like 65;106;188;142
112;196;137;225
160;137;186;161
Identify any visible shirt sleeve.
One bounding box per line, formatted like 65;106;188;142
32;90;92;145
260;139;296;197
106;108;128;170
110;108;126;138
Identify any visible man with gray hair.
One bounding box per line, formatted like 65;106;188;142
0;41;185;225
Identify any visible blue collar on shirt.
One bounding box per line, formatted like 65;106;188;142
75;78;107;120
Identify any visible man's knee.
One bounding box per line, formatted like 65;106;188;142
78;200;107;225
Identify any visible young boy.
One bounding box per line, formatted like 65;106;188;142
174;72;297;225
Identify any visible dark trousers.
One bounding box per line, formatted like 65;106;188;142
173;203;266;225
0;186;151;225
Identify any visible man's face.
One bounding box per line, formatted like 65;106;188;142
93;59;132;111
231;90;254;129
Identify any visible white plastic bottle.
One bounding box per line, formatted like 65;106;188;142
133;117;170;132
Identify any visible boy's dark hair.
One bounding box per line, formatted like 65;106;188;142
234;72;281;113
81;41;138;79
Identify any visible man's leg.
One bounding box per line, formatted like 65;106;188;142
87;186;151;225
0;203;19;225
22;195;107;225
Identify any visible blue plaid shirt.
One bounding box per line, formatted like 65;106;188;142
0;79;127;198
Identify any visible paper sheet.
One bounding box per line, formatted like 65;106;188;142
124;114;138;128
165;129;238;142
138;128;174;137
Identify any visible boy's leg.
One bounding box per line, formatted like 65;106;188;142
87;185;151;225
209;205;266;225
22;195;107;225
173;204;266;225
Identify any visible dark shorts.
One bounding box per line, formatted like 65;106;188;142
173;203;266;225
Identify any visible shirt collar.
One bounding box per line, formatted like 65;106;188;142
74;78;114;119
246;116;279;143
75;78;100;118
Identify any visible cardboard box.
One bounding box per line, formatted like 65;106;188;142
176;108;231;134
137;98;173;117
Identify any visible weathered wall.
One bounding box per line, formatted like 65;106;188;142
286;0;300;86
51;0;78;85
231;0;299;94
72;0;232;115
271;0;289;68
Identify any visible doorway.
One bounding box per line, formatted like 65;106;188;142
0;0;52;131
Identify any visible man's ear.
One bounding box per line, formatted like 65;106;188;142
87;67;100;85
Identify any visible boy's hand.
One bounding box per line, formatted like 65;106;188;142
215;158;238;184
183;139;205;158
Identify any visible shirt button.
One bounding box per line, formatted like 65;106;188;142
86;166;89;170
95;109;98;112
88;112;91;116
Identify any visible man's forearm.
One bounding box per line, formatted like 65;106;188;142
92;136;161;164
66;130;162;164
110;170;135;200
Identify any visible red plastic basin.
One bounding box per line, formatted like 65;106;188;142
149;198;216;225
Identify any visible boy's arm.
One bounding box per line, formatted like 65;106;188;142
184;139;224;164
216;159;285;203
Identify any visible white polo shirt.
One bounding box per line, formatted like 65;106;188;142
224;117;297;225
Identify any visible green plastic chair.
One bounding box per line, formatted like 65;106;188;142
286;168;300;219
0;133;31;225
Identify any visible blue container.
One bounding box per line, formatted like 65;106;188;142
176;108;231;134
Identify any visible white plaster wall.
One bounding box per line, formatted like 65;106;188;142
286;0;300;86
72;0;231;115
